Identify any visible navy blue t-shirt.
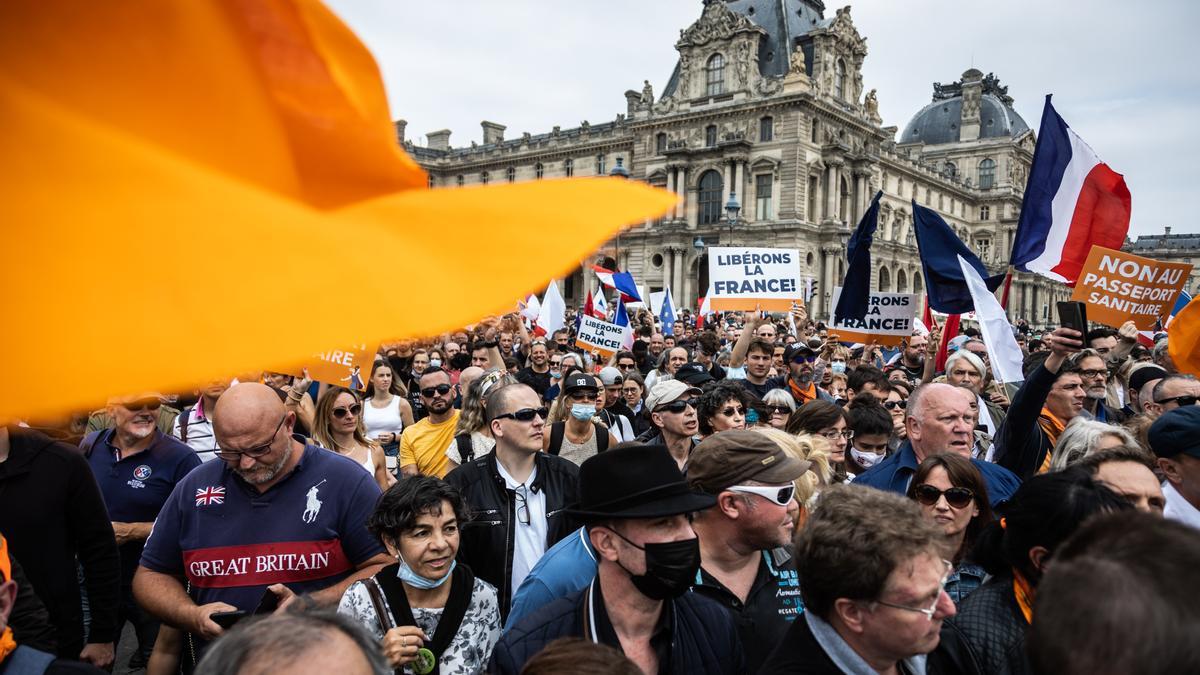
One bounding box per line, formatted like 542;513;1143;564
84;429;202;583
140;439;385;612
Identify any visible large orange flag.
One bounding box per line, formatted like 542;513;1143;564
0;1;675;420
1168;296;1200;377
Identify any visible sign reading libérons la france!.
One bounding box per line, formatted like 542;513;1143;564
707;247;803;311
575;315;627;358
829;288;919;346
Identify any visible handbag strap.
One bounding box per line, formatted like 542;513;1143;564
373;563;475;671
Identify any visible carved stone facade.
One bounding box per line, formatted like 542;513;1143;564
405;0;1070;325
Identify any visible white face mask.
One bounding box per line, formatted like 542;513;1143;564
850;446;884;469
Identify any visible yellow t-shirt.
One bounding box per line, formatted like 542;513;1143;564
399;410;460;478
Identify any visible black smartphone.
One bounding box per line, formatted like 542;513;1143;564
1056;301;1089;336
255;588;281;615
210;610;247;629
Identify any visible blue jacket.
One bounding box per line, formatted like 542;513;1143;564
854;441;1020;508
505;527;597;630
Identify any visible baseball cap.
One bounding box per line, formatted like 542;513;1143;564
645;379;702;412
562;372;600;396
784;343;817;363
674;362;714;387
1128;365;1168;395
597;366;624;387
686;429;811;494
1148;406;1200;459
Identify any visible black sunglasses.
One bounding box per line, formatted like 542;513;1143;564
420;383;453;398
656;398;698;414
767;405;792;415
883;400;907;410
493;407;548;423
1155;394;1199;407
120;397;162;412
332;404;362;419
216;415;286;461
913;484;974;509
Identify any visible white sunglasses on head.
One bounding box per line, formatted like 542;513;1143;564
726;484;795;506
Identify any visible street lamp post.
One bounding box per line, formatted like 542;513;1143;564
609;156;630;270
724;190;741;244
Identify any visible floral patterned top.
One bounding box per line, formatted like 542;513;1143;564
338;574;502;675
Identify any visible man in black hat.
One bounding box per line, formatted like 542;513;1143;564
782;343;834;407
1149;405;1200;528
686;430;808;672
491;445;744;675
544;372;618;465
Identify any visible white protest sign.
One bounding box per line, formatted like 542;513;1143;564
708;247;802;311
575;315;627;358
829;288;919;347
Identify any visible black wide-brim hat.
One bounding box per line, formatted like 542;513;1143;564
566;444;716;521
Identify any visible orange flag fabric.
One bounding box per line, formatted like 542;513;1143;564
0;1;676;420
1168;296;1200;378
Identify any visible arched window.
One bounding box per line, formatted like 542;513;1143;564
759;116;774;142
564;159;574;177
705;125;717;147
535;163;544;179
706;53;726;96
913;274;923;294
656;133;667;154
596;154;606;175
978;158;996;189
481;171;489;185
897;268;908;293
839;175;850;223
699;169;724;225
811;118;819;143
835;59;846;99
506;167;516;183
944;161;957;178
879;267;891;292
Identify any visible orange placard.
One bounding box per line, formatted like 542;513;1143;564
829;288;920;346
286;344;379;391
575;315;625;359
1072;247;1193;330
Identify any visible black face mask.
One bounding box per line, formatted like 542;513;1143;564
612;530;701;600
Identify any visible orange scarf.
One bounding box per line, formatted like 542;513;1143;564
0;627;16;664
1012;569;1036;624
1035;408;1066;474
789;379;817;406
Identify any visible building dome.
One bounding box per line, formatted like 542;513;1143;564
901;71;1029;145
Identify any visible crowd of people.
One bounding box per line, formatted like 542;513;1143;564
1;301;1199;675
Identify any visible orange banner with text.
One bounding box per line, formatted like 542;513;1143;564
1071;246;1192;330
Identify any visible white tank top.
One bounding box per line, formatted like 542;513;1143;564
362;395;404;439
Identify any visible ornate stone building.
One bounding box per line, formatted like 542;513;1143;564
405;0;1070;325
1125;228;1200;295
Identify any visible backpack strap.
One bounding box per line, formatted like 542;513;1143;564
178;406;192;444
455;433;474;464
373;563;476;675
548;422;565;456
80;430;103;458
593;422;609;453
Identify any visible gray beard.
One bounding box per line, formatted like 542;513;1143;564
1086;390;1107;401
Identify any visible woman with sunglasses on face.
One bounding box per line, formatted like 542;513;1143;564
696;380;753;438
905;453;993;605
761;389;796;430
786;400;852;483
313;387;392;491
363;360;416;474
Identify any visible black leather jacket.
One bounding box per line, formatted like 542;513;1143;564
444;451;579;620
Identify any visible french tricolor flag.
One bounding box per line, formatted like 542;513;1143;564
1011;96;1131;283
591;265;642;303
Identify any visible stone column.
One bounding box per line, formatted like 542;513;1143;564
825;164;838;223
664;248;675;295
673;247;686;299
667;168;677;220
821;247;837;319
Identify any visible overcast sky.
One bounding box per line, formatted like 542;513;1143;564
326;0;1197;237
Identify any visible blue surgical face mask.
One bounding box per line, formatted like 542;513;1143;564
428;358;442;369
831;361;847;375
570;403;595;421
550;370;562;379
396;555;455;590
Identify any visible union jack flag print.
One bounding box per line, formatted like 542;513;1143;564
195;486;226;507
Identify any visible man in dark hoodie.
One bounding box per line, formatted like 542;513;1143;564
0;426;120;669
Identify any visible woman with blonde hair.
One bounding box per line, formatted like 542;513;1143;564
754;427;831;529
445;369;515;469
312;386;392;491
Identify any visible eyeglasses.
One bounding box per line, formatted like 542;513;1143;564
332;404;362;419
820;429;854;440
570;392;600;402
883;400;907;410
216;415;286;461
622;387;641;395
727;484;795;506
792;355;817;364
873;559;953;619
719;406;746;417
513;485;531;525
493;407;548;423
913;484;975;509
120;397;162;412
767;405;792;415
617;362;637;371
1077;369;1107;379
420;384;453;398
656;398;698;414
1155;394;1200;407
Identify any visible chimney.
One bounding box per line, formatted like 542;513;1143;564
481;121;506;145
426;129;452;151
1165;226;1172;236
394;119;407;144
958;68;983;142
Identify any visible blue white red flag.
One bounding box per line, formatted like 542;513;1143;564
1138;290;1192;346
1011;96;1132;283
834;191;882;323
913;202;1005;314
592;286;608;319
659;288;677;336
614;297;635;350
592;264;642;303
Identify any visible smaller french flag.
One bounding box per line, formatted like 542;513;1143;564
592;265;642;303
614;298;635;350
